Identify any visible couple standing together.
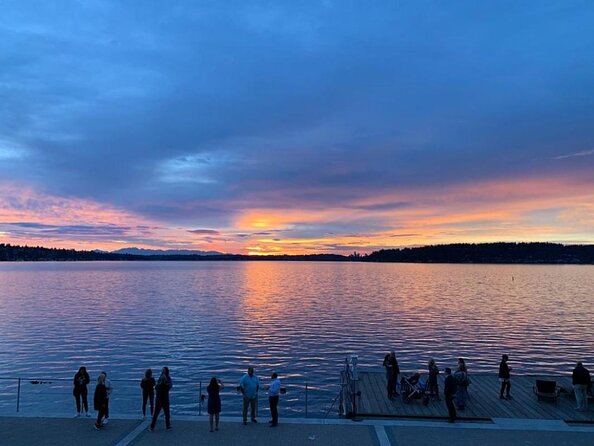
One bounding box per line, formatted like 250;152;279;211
239;367;282;427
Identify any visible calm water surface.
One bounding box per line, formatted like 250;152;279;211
0;261;593;416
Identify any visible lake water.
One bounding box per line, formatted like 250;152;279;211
0;261;593;417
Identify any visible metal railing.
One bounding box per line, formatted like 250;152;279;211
0;376;339;419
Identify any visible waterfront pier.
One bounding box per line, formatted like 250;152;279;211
351;371;592;422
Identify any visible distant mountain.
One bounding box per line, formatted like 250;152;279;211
111;247;223;256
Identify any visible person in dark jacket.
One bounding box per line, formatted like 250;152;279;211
149;367;172;431
73;366;91;417
572;362;591;411
387;352;400;399
428;358;441;400
93;374;108;430
207;376;223;432
140;368;156;418
498;354;512;400
444;367;457;423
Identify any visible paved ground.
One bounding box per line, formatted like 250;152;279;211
1;415;593;446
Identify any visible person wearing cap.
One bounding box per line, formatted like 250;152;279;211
498;354;512;400
239;367;260;425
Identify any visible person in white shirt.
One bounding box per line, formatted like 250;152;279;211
268;372;281;427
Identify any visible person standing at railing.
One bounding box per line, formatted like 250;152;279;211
268;372;281;427
149;367;173;432
93;374;108;430
207;376;223;432
73;366;91;417
140;368;156;419
100;371;113;425
239;367;260;425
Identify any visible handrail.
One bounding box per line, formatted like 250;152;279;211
0;375;339;418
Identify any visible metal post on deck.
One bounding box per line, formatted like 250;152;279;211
198;381;202;416
16;378;21;412
305;382;308;418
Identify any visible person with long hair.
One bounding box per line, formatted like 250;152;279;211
93;374;108;430
207;376;223;432
427;358;440;401
149;367;173;432
454;358;470;410
73;366;90;417
140;368;156;418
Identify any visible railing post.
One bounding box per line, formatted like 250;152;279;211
198;381;202;416
305;382;308;418
16;378;21;412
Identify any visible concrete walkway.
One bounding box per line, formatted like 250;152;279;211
1;414;593;446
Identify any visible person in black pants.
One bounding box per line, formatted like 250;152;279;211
93;374;108;430
140;368;156;418
73;366;90;417
268;372;281;427
444;367;457;423
498;354;512;400
149;367;172;432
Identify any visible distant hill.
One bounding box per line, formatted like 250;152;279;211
363;242;594;264
2;242;594;263
111;247;223;256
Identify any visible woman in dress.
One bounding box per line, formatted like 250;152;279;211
140;368;156;418
207;376;223;432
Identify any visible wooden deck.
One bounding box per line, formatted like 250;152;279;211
355;371;592;422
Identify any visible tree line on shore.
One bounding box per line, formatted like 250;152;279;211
1;242;593;264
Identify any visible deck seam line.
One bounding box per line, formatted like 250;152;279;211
114;419;150;446
374;424;393;446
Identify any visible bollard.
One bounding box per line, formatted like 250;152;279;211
305;382;308;418
199;381;202;416
16;378;21;412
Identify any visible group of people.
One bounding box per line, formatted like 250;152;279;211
383;353;592;423
73;366;282;432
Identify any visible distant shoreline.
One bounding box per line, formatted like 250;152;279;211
1;242;594;264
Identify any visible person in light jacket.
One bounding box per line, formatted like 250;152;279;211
268;372;281;427
239;367;260;425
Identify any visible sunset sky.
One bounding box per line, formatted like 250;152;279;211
1;1;593;255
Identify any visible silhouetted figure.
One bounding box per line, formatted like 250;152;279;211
572;362;591;411
100;371;113;424
73;366;90;417
239;367;260;425
207;376;223;432
444;367;457;423
149;367;172;431
386;352;400;399
454;358;470;410
268;372;281;427
498;355;512;400
428;358;441;400
93;374;108;430
140;368;156;418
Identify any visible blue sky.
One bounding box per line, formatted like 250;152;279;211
1;1;593;254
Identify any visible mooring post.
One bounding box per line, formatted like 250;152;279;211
198;380;202;416
16;378;21;412
305;382;308;418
